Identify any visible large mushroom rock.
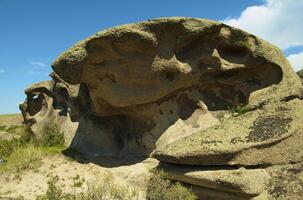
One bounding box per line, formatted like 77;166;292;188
50;17;302;158
20;17;303;199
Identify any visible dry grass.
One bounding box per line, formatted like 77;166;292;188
146;170;197;200
0;114;23;126
37;173;139;200
0;122;65;179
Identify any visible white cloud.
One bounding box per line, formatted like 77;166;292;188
287;52;303;72
29;61;47;68
0;69;5;74
223;0;303;50
28;70;48;76
28;61;49;75
223;0;303;71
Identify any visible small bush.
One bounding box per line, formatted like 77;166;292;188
0;122;65;176
146;170;197;200
0;125;32;158
0;122;64;160
37;122;65;147
36;175;70;200
0;139;18;158
72;174;84;188
0;125;6;131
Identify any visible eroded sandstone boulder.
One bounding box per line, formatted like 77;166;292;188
52;18;302;155
20;17;303;199
159;163;270;197
19;77;79;145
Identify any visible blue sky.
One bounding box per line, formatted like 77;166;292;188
1;0;303;114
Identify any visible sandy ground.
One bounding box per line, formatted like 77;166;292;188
0;114;158;199
0;154;158;199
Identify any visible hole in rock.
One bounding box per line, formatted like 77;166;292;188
27;94;44;116
53;87;69;116
177;94;199;120
217;44;249;64
32;94;39;99
165;71;175;81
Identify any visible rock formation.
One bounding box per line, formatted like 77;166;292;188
20;17;303;199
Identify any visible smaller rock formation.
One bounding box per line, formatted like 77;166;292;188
19;76;79;145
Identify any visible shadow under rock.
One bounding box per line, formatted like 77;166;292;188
62;147;148;168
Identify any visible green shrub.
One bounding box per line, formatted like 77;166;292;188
0;122;64;159
37;122;65;147
72;174;84;188
36;175;70;200
146;170;197;200
165;182;197;200
0;125;32;158
3;144;42;177
0;122;65;176
0;139;18;158
18;126;33;143
0;125;6;131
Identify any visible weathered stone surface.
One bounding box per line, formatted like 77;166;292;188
266;162;303;200
153;99;303;166
159;163;269;197
52;17;303;157
159;161;303;199
53;18;302;112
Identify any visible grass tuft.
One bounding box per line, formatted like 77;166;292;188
0;125;32;158
37;122;65;147
229;104;251;117
0;121;65;177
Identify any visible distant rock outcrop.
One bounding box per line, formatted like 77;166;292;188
20;18;303;199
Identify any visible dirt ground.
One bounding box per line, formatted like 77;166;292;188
0;154;158;199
